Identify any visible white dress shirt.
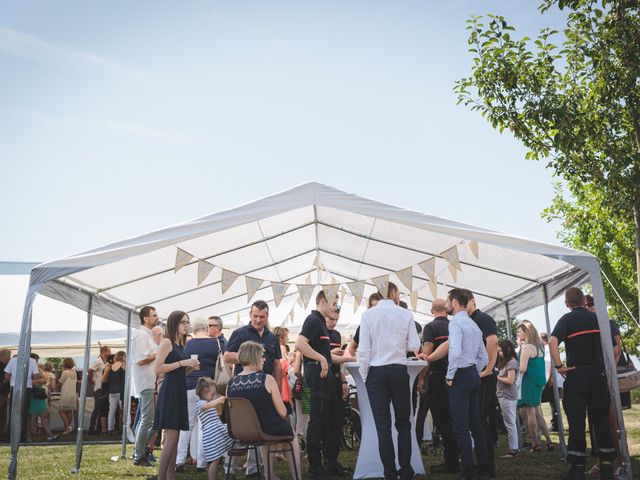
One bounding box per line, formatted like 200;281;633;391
91;356;106;391
5;356;39;387
446;310;488;381
357;299;421;381
131;326;158;396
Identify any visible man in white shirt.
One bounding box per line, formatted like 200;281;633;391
358;282;421;480
88;345;111;434
4;353;40;442
131;306;159;466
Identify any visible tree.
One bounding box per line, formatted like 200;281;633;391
454;0;640;348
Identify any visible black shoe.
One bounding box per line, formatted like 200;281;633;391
430;463;461;473
305;468;338;480
133;457;153;467
325;462;352;476
175;464;184;473
599;463;614;480
145;449;157;464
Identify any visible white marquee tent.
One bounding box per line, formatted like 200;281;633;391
8;182;631;479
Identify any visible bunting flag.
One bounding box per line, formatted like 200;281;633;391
340;286;347;304
271;282;289;307
442;245;461;271
410;290;418;312
221;268;241;294
396;266;413;292
469;240;479;259
305;273;312;285
288;304;295;323
418;257;436;284
245;276;264;303
322;283;340;304
174;248;193;273
347;281;365;305
296;296;304;308
371;274;390;298
428;280;438;299
313;253;324;283
297;284;315;309
197;260;215;286
353;299;361;314
448;264;458;282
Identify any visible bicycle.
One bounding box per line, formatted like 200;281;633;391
342;386;361;450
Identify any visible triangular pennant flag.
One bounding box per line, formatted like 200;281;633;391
322;283;340;304
353;300;361;314
448;264;458;283
288;304;295;323
305;273;312;285
396;267;413;292
297;284;315;309
442;245;461;271
245;276;264;303
197;260;215;286
347;281;365;305
410;290;418;312
428;279;438;299
340;286;347;304
174;248;193;273
371;274;390;298
296;296;304;308
271;282;289;307
418;257;436;284
469;240;479;259
221;268;241;294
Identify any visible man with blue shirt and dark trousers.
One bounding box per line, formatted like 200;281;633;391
446;288;489;480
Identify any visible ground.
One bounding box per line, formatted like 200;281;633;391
1;405;639;479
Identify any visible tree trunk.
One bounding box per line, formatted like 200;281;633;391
634;202;640;322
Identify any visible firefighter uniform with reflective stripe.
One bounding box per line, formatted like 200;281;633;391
323;328;346;466
551;306;615;468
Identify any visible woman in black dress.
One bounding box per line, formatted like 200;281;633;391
154;311;200;480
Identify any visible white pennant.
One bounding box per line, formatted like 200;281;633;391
305;273;313;285
418;257;436;284
347;281;365;305
271;282;289;307
428;279;438;299
340;286;347;304
297;284;315;309
174;248;193;273
322;283;340;304
353;300;361;314
396;267;413;292
221;268;241;294
442;245;462;271
448;264;458;283
197;260;215;286
469;240;479;259
410;290;418;312
245;276;264;303
296;296;304;308
313;253;325;283
371;274;390;298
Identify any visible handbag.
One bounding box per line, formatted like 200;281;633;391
617;349;640;393
292;377;304;399
213;338;232;388
32;385;48;400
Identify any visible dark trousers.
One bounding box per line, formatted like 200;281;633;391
305;362;337;471
0;392;9;436
563;366;615;466
415;388;430;443
479;371;497;474
366;364;414;480
322;376;345;465
426;371;460;467
8;387;31;442
448;367;487;479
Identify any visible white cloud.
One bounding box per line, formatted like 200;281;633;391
0;25;148;81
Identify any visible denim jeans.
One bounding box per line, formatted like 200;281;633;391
498;396;518;451
134;389;155;461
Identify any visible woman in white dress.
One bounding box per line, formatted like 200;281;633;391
58;357;78;434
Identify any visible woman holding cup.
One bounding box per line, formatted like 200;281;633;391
154;311;200;480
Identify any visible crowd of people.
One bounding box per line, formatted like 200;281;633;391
0;284;627;480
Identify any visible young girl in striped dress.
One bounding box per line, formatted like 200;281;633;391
195;377;234;480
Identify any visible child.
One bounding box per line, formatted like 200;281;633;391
496;339;520;457
195;377;233;480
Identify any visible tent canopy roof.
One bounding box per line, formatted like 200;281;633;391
30;182;591;330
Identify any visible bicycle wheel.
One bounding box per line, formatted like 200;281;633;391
343;408;361;450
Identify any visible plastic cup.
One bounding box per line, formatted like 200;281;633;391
190;354;198;361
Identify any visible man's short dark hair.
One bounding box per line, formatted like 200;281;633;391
461;288;474;300
251;300;269;312
399;300;408;309
378;281;398;299
208;315;223;329
448;288;470;307
565;287;585;308
368;292;382;308
139;305;156;323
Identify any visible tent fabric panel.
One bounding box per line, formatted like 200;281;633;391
254;206;315;238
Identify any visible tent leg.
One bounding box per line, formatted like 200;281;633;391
542;285;567;460
504;303;512;340
588;269;633;479
7;290;36;480
120;311;133;459
72;296;94;474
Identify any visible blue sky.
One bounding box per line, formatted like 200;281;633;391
1;1;573;332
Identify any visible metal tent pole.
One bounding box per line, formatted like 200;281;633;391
7;290;36;480
120;311;133;458
72;296;94;474
504;303;512;340
542;285;567;460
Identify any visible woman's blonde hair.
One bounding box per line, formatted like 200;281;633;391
518;320;544;354
238;341;264;368
272;326;289;342
195;377;217;399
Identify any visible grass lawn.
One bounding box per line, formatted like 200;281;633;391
1;405;639;479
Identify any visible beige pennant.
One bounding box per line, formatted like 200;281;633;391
353;300;361;314
410;290;418;312
340;286;347;304
305;273;313;285
322;283;340;304
371;274;390;298
347;281;365;305
428;279;438;299
221;268;241;294
297;284;315;310
469;240;479;259
245;276;264;303
197;260;214;286
296;296;304;308
448;264;458;283
442;245;461;271
174;248;193;273
418;257;436;284
396;267;413;292
271;282;289;307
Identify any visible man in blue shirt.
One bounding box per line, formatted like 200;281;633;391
445;288;489;480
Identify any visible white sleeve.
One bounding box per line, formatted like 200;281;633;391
132;333;150;363
357;313;371;382
4;358;15;376
407;314;421;352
